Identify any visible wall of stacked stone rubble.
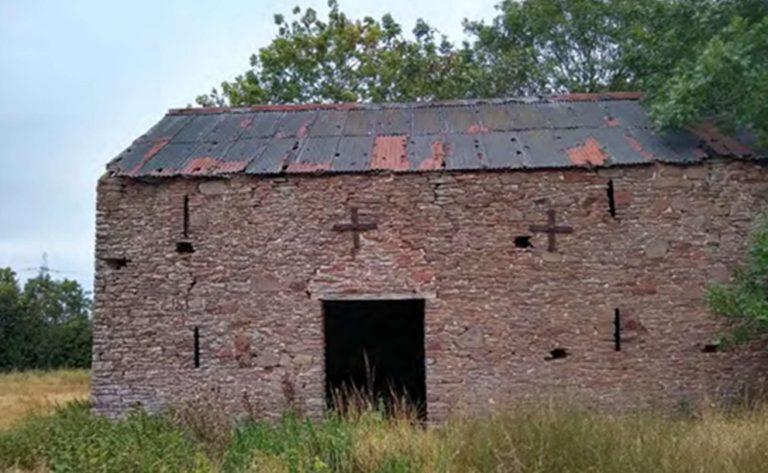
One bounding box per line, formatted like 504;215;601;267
92;158;768;420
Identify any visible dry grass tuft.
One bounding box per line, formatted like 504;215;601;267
0;370;90;430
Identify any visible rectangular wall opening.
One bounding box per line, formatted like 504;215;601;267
607;179;617;218
193;326;200;368
183;195;190;238
323;299;426;419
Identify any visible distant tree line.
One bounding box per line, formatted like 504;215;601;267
198;0;768;143
0;268;92;371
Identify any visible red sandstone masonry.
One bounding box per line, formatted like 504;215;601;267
92;160;768;420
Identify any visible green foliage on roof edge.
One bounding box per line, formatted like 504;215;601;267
197;0;768;145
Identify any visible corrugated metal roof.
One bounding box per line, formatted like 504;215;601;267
107;93;765;177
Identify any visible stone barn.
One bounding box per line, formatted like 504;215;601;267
93;93;768;420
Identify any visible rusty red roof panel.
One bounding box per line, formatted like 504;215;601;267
107;94;764;177
566;136;609;166
372;135;409;171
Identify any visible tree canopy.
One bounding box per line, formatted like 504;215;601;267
198;0;768;142
0;269;92;371
198;1;479;105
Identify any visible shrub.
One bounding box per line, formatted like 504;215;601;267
0;401;211;473
224;412;354;473
708;215;768;345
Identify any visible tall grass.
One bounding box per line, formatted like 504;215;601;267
1;373;767;472
0;370;89;430
2;398;768;473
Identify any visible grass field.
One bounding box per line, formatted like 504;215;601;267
0;370;90;430
1;371;768;472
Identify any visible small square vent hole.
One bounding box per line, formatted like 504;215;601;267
514;236;533;248
176;242;195;254
546;348;569;361
103;257;129;270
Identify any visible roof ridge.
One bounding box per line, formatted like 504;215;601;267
168;92;644;116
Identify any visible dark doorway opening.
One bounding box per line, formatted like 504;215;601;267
323;299;426;419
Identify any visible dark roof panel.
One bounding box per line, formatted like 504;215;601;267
173;115;227;143
136;114;192;143
107;94;764;177
290;136;340;172
203;113;252;143
238;112;282;139
111;139;166;176
136;142;198;176
223;138;268;167
342;110;378;136
516;129;572;168
179;141;238;175
602;101;654;129
444;104;481;134
309;110;349;137
273;111;317;139
409;135;448;171
479;132;528;169
373;108;412;135
502;102;549;129
443;134;486;171
332;136;375;172
245;138;296;174
412;107;445;135
556;101;609;129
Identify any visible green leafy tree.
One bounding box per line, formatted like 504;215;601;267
620;0;768;142
0;268;25;370
197;1;480;106
465;0;637;96
0;268;92;371
709;218;768;345
21;275;92;369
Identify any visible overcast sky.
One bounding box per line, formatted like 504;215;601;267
0;0;498;291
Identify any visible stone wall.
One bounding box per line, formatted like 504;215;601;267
92;159;768;420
